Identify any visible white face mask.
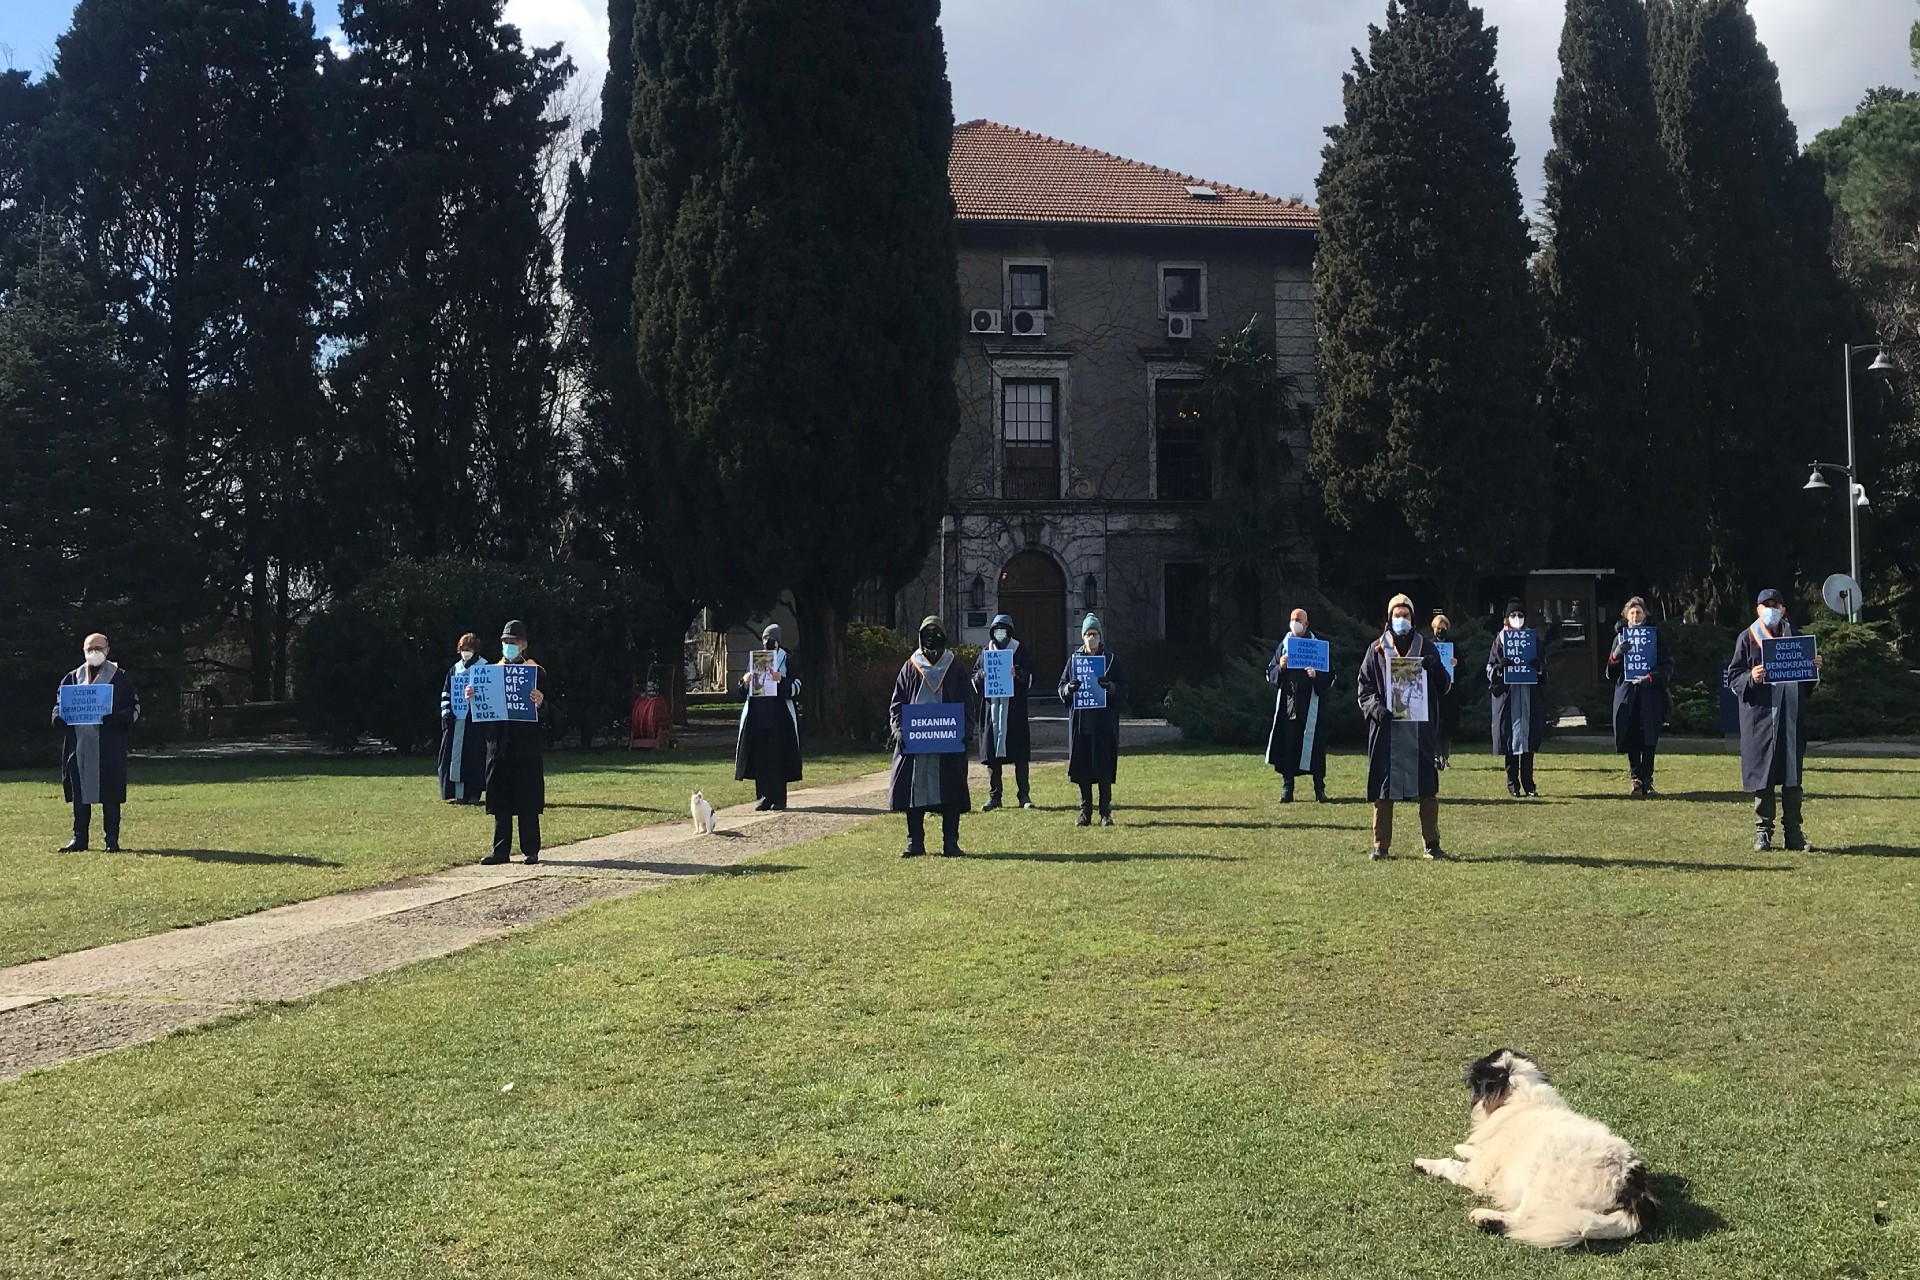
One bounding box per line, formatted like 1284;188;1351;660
1289;620;1307;637
1508;615;1526;629
85;650;107;668
1389;617;1412;636
1761;606;1784;629
991;629;1010;645
459;650;476;663
1084;633;1102;652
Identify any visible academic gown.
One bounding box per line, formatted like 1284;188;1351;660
1606;627;1674;751
888;652;974;812
438;657;490;801
1487;631;1549;756
1264;636;1334;779
972;640;1034;765
55;663;140;806
735;648;803;784
1058;651;1124;785
484;662;550;817
1728;621;1815;792
1357;633;1449;801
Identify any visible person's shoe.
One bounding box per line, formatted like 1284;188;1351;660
1643;784;1659;798
1019;797;1035;809
1630;781;1645;799
1522;784;1539;798
1753;830;1773;853
769;804;787;812
753;797;773;812
58;840;86;852
1099;813;1114;827
1784;830;1812;853
1279;786;1294;805
1506;780;1522;797
940;846;965;858
1369;846;1390;861
981;796;1002;812
1075;812;1092;827
523;852;539;865
104;842;121;852
1424;843;1450;860
479;852;510;865
1314;786;1329;804
901;845;926;859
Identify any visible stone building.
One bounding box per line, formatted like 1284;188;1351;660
888;121;1321;681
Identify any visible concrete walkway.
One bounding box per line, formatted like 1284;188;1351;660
0;719;1179;1082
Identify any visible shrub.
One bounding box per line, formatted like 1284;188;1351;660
1804;620;1920;738
840;622;912;744
296;558;681;753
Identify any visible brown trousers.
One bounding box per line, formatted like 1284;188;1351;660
1372;797;1439;852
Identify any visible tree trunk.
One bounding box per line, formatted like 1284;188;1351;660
795;592;847;740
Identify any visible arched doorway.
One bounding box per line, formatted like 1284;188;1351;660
999;551;1067;689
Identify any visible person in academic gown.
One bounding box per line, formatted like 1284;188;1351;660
1728;587;1821;851
52;632;141;852
972;613;1034;810
1429;611;1462;771
735;622;803;811
1605;597;1675;797
889;616;975;857
480;619;550;865
1487;598;1549;797
1265;606;1333;803
438;632;489;804
1059;614;1125;826
1356;594;1452;860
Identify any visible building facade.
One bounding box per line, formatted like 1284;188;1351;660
893;122;1321;679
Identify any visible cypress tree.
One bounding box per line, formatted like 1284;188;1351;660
1538;0;1699;597
1649;0;1849;613
0;70;51;280
326;0;573;570
1311;0;1547;603
630;0;961;733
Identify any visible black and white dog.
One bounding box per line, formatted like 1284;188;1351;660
1413;1049;1657;1248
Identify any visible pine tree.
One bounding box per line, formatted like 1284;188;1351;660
1649;0;1850;614
326;0;573;570
0;70;51;281
629;0;961;733
1538;0;1699;598
1311;0;1547;603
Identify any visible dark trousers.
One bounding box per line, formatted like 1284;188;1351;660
1504;753;1536;790
72;801;120;847
1752;786;1804;836
492;812;542;859
905;806;961;853
754;778;788;808
1626;744;1657;787
1281;769;1325;798
988;762;1030;803
1077;782;1112;818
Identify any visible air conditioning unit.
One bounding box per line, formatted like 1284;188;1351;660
969;308;1004;335
1010;307;1047;337
1167;314;1194;340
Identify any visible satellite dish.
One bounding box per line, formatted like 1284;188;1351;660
1822;572;1862;616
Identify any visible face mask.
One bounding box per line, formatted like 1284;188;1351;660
1761;607;1784;629
1433;627;1449;640
85;650;107;668
1390;617;1412;636
1289;621;1307;638
459;650;476;663
1084;633;1102;652
920;630;946;656
1508;615;1526;629
502;642;521;661
991;628;1010;645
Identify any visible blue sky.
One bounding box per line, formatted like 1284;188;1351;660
5;0;1914;209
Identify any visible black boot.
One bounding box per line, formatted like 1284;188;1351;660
1279;779;1295;804
1314;781;1328;803
1505;755;1521;797
1520;754;1538;798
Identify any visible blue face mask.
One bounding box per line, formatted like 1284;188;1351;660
1390;617;1412;636
1760;607;1784;630
502;642;521;660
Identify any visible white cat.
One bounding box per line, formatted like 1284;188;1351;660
690;790;718;835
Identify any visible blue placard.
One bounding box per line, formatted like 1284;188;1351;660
500;663;540;720
901;701;966;754
982;649;1015;700
58;682;114;727
1500;628;1539;685
1622;626;1656;681
1435;641;1456;677
1719;661;1741;734
448;669;471;716
1072;653;1107;709
1762;634;1818;684
467;663;537;723
1283;636;1330;672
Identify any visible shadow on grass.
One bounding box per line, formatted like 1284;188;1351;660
964;851;1244;864
1648;1174;1728;1244
794;805;889;817
1468;853;1792;873
1827;844;1920;858
1577;790;1914;803
134;848;345;868
1131;819;1284;830
548;858;801;876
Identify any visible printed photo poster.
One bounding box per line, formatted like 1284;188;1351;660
1501;628;1540;685
1072;653;1108;709
1389;655;1430;723
750;649;781;697
58;682;114;726
981;648;1015;700
1622;626;1657;681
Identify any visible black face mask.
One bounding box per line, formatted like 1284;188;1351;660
920;629;946;658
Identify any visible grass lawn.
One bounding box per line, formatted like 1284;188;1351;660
0;742;886;967
2;745;1918;1278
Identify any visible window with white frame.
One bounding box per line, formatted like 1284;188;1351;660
1001;379;1060;500
1008;263;1049;311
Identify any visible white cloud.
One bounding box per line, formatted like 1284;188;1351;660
504;0;608;73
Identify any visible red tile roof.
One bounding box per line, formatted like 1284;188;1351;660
950;120;1317;230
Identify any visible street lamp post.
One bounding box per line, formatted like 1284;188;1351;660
1803;342;1890;622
